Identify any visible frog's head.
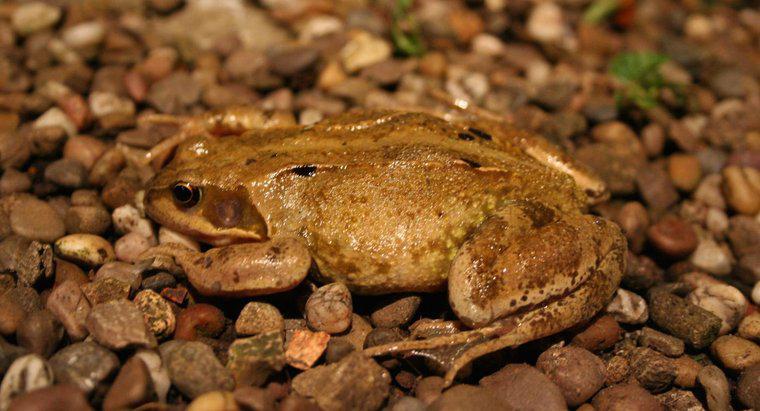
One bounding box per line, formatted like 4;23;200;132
144;158;268;246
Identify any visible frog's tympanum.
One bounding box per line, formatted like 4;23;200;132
143;108;626;385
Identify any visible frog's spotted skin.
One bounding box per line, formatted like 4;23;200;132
144;108;626;386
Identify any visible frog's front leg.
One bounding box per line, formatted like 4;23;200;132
139;238;312;297
365;201;625;386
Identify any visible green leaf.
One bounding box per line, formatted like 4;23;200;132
583;0;620;24
391;0;425;57
609;51;669;110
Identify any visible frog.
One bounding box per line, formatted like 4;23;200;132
142;107;626;386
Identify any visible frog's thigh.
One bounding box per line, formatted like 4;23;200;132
448;201;623;328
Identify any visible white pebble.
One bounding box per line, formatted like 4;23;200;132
694;174;726;210
527;2;566;43
340;31;391;72
34;107;77;137
54;234;115;267
606;289;649;324
115;232;157;263
112;204;154;238
752;282;760;305
688;283;747;335
62;21;106;49
0;354;53;410
690;238;733;276
705;207;729;238
11;2;61;36
471;34;505;56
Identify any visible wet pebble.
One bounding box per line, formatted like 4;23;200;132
606;288;649;324
686;283;746;334
46;280;90;340
9;197;65;242
95;261;142;292
673;355;702;388
646;215;697;259
187;391;239;411
340;31;392;73
370;295;421;328
134;289;175;339
11;2;61;36
668;154;702;191
739;312;760;342
636;165;680;213
285;329;330;370
115;232;156;263
638;327;685;357
689;239;733;276
102;355;154;411
112;204;154;238
160;340;234;399
711;335;760;371
49;341;118;394
235;302;284;336
655;389;703;411
54;234;114;267
627;347;676;392
305;283;353;334
81;277;130;305
0;354;53;410
647;288;721;349
227;332;285;386
86;299;156;350
571;315;623;352
0;169;31;194
722;165;760;215
175;303;225;341
615;202;649;253
536;346;605;406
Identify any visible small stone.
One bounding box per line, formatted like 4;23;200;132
391;396;426;411
480;364;567;411
235;302;284;337
187;391;239;411
637;165;680;213
95;261;142;292
112;204;154;238
737;363;760;410
46;280;90;340
81;277;130;305
102;356;154;411
370;296;421;328
228;332;286;387
428;385;505;411
134;290;175;339
16;241;53;287
0;169;31;194
647;215;697;259
9;197;65;243
690;239;733;276
88;92;136;129
233;386;276;411
0;287;38;335
7;384;92;411
655;389;704;411
64;205;111;235
668;154;702;192
672;355;702;388
740;312;760;342
175;304;225;341
340;31;392;73
697;365;730;411
161;340;234;399
268;46;319;77
134;350;170;403
571;315;623;352
49;341;118;394
11;2;61;36
615;202;649;253
285;329;330;370
642;124;666;157
16;310;62;358
711;335;760;371
415;376;444;405
62;21;105;49
536;346;605;406
638;327;685;357
728;215;760;258
0;355;53;410
146;72;202;114
627;347;677;392
527;2;567;43
606;289;649;324
694;174;726;209
305;283;352;334
44;159;87;189
687;283;746;334
292;352;390;411
115;232;156;263
722;166;760;215
647;288;721;349
86;299;156;350
54;234;114;267
592;384;663;411
34;108;76;138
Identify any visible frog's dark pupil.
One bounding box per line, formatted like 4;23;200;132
172;182;200;206
291;165;317;177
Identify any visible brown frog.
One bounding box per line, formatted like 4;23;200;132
142;108;626;385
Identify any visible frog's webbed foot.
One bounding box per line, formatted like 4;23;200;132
139;238;312;297
364;201;626;387
141;107;293;170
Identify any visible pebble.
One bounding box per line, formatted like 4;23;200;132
646;215;697;259
33;108;76;138
88;91;136;129
0;288;35;335
49;341;118;394
727;215;760;258
115;232;156;263
615;202;649;253
722;165;760;215
235;302;284;336
636;165;680;213
62;21;105;49
160;340;234;399
11;2;61;36
370;296;421;328
175;304;225;341
690;239;733;276
737;363;760;410
292;352;390;411
16;240;54;287
44;159;87;189
606;288;649;324
95;261;142;292
340;31;392;73
655;389;704;411
0;354;53;410
571;315;623;352
648;288;721;349
64;205;111;235
7;384;93;411
187;391;239;411
102;356;154;411
711;335;760;371
227;332;286;386
694;174;726;209
146;72;202;114
705;207;729;238
627;347;676;392
285;329;330;370
739;312;760;342
81;277;130;305
391;396;426;411
668;154;702;191
536;346;605;406
480;363;567;410
672;355;702;388
9;197;65;242
112;204;154;238
134;350;170;403
0;132;30;169
46;280;90;340
428;384;505;411
642;124;666;157
16;310;63;358
134;289;175;339
415;376;444;405
233;386;276;411
305;283;353;334
86;299;156;350
591;384;663;411
54;234;114;267
0;169;31;194
638;327;685;357
697;365;730;411
526;2;567;44
686;283;747;334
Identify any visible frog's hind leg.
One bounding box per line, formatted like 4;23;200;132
364;201;625;386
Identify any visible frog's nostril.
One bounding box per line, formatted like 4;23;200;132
209;198;243;228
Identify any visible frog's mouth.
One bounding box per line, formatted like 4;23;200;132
144;186;268;247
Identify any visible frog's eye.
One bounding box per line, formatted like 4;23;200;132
172;182;201;207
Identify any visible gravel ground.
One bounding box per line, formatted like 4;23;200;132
0;0;759;410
